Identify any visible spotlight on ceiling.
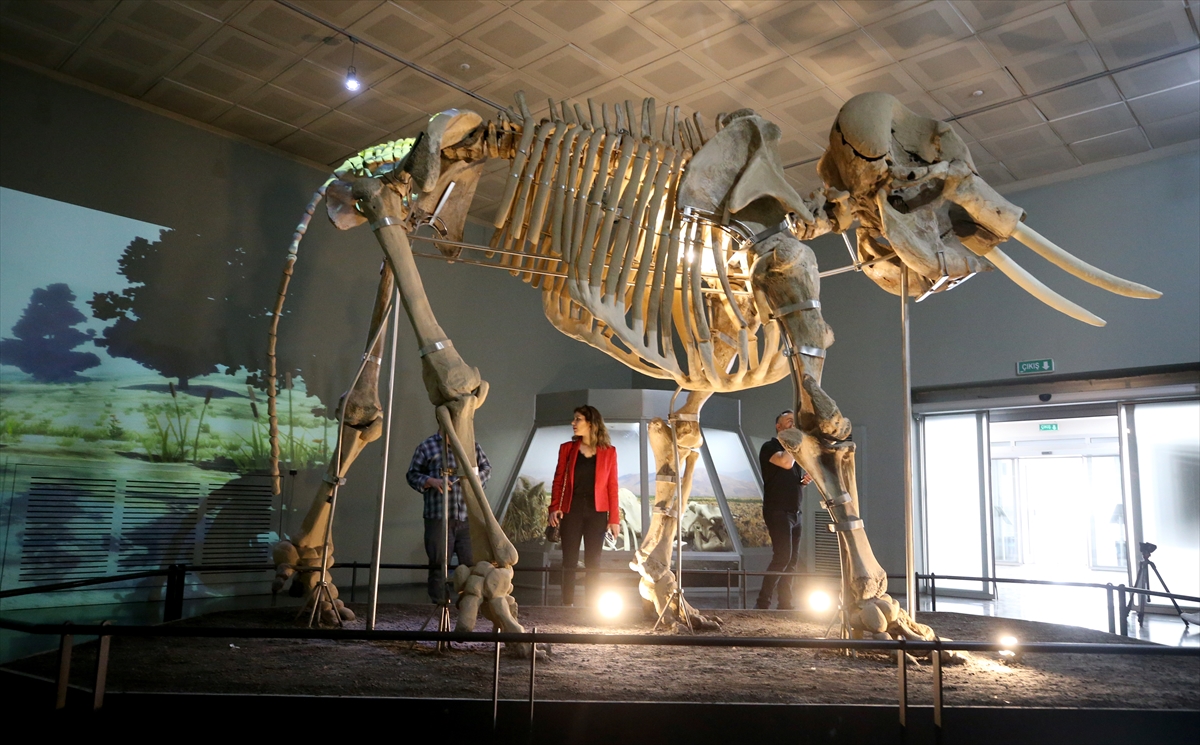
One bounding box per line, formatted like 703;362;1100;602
598;590;623;619
345;39;360;92
808;590;832;612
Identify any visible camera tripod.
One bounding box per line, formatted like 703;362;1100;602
1132;542;1191;630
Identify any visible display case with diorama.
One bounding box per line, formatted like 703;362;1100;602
497;389;768;598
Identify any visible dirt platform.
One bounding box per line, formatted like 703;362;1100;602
4;604;1196;709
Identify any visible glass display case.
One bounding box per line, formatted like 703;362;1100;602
498;390;764;578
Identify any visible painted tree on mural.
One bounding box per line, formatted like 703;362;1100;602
0;283;101;382
90;229;259;390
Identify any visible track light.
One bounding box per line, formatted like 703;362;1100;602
345;39;360;92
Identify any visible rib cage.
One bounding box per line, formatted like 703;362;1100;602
485;95;789;393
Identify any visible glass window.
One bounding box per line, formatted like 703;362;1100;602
991;458;1020;564
1087;456;1126;570
607;422;643;551
1132;401;1200;599
924;413;985;591
706;428;768;548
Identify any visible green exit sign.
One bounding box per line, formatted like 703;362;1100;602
1017;358;1054;375
1040;423;1058;431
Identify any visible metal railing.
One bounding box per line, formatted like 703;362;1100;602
1;614;1195;729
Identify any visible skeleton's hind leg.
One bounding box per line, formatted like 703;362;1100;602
273;266;394;624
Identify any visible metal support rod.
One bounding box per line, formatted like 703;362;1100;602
1119;584;1128;636
726;568;731;609
528;626;537;738
350;565;357;603
55;624;73;710
368;288;402;631
1107;583;1116;635
92;620;111;711
897;639;908;727
932;639;944;729
901;267;916;619
493;631;502;733
931;572;937;612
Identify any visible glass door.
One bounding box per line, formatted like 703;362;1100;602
920;412;991;594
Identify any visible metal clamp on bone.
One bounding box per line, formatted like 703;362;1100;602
827;518;864;532
822;492;853;508
419;339;453;358
773;299;821;318
370;216;404;232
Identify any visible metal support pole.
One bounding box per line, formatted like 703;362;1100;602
92;620;111;711
726;568;731;609
932;639;944;729
1119;584;1128;636
165;563;185;622
897;639;908;727
55;623;73;710
931;572;937;612
1106;583;1116;634
528;626;537;739
350;565;357;603
901;267;916;619
492;631;502;733
368;288;401;631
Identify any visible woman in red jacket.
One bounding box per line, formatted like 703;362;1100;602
549;405;620;606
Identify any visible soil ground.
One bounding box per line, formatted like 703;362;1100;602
4;604;1197;709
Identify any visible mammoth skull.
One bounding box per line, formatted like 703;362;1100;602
818;92;1160;325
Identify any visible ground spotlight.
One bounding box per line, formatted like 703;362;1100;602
808;590;832;612
998;635;1022;663
598;590;623;619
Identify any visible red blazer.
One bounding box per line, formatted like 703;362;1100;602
549;439;620;521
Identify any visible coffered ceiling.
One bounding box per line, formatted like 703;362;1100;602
2;0;1198;224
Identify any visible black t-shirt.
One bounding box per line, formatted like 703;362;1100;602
571;452;599;513
760;438;803;514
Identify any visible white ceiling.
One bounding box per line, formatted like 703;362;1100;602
2;0;1198;223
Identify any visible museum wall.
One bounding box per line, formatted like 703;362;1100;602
0;60;633;599
720;146;1200;584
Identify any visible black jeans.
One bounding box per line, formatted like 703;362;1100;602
559;507;608;605
757;509;802;609
424;517;473;603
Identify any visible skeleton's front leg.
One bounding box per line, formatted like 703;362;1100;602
631;390;722;630
753;233;930;642
272;265;395;624
353;177;531;654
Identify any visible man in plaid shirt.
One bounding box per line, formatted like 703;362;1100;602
406;431;491;603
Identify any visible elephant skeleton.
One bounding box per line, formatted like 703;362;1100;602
267;91;1159;644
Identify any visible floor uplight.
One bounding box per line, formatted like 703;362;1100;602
998;635;1022;663
598;590;623;619
808;590;832;612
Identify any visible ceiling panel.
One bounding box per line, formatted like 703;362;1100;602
751;2;858;55
684;23;785;80
1112;48;1200;99
211;104;297;142
1141;109;1200;146
796;29;894;84
900;37;1001;90
0;0;108;42
110;1;223;48
975;160;1015;184
4;0;1194;191
1127;81;1200;123
459;8;565;69
1069;126;1151;163
1049;102;1138;143
865;1;973;61
142;77;232;121
1031;75;1124;119
949;1;1060;32
1002;143;1079;179
632;0;741;48
978;121;1063;159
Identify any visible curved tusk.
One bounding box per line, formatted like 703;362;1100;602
1011;222;1162;299
986;247;1106;327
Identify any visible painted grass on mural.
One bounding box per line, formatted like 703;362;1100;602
0;372;334;472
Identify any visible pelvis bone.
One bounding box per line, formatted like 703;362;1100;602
819;92;1161;325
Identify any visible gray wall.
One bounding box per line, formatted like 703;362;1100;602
720;148;1200;581
0;61;632;578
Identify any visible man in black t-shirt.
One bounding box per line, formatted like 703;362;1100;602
756;410;812;610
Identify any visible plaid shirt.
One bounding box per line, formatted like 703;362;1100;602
405;433;491;521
